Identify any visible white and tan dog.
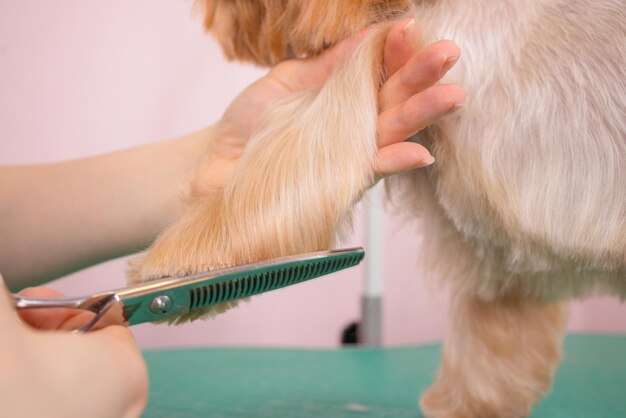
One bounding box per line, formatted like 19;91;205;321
130;1;626;416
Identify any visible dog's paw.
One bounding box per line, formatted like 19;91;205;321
420;381;470;418
420;380;531;418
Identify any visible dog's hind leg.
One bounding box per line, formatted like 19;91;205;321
420;290;568;418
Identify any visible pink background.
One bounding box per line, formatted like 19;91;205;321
1;0;624;349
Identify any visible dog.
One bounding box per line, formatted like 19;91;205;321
129;1;626;416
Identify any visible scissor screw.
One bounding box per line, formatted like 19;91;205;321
150;295;172;315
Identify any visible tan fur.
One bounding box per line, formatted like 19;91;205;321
421;295;568;418
131;0;626;416
128;27;387;322
201;0;410;65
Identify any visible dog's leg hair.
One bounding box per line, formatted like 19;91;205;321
420;290;568;418
127;27;391;323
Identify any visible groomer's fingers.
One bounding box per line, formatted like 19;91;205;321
378;83;465;147
48;324;148;418
383;18;421;77
375;141;434;176
17;287;93;331
88;326;149;418
380;40;461;111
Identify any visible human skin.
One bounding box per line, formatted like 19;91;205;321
0;281;148;418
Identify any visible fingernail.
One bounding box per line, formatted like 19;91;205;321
441;55;459;77
402;19;416;39
421;154;435;167
447;86;467;108
455;94;467;106
448;103;466;115
448;98;467;115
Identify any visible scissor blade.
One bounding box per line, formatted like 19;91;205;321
118;247;365;326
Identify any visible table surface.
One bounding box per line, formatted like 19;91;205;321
142;334;626;418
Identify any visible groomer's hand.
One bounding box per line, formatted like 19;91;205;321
0;277;148;418
204;18;464;186
376;19;464;176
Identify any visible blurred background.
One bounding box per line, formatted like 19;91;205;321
1;0;624;350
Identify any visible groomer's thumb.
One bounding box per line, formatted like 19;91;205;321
87;325;149;418
315;26;375;75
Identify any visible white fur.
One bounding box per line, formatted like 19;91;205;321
388;0;626;300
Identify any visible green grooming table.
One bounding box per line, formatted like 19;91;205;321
143;334;626;417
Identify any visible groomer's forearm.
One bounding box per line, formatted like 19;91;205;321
0;127;214;290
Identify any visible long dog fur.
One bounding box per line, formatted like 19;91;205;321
128;27;387;322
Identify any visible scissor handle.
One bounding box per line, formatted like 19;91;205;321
13;294;83;310
13;293;124;333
